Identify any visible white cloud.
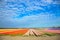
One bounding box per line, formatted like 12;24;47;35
53;1;60;4
42;0;53;3
0;0;60;28
0;11;59;27
0;10;18;18
4;12;57;26
26;6;44;11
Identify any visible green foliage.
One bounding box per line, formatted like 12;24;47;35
43;33;57;36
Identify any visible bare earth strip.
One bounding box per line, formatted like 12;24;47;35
0;36;60;40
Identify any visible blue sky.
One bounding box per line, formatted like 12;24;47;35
0;0;60;28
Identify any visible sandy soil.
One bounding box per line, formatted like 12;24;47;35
0;36;60;40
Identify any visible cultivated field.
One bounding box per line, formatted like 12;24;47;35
0;28;60;40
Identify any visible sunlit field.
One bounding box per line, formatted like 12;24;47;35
0;29;28;36
0;28;60;40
